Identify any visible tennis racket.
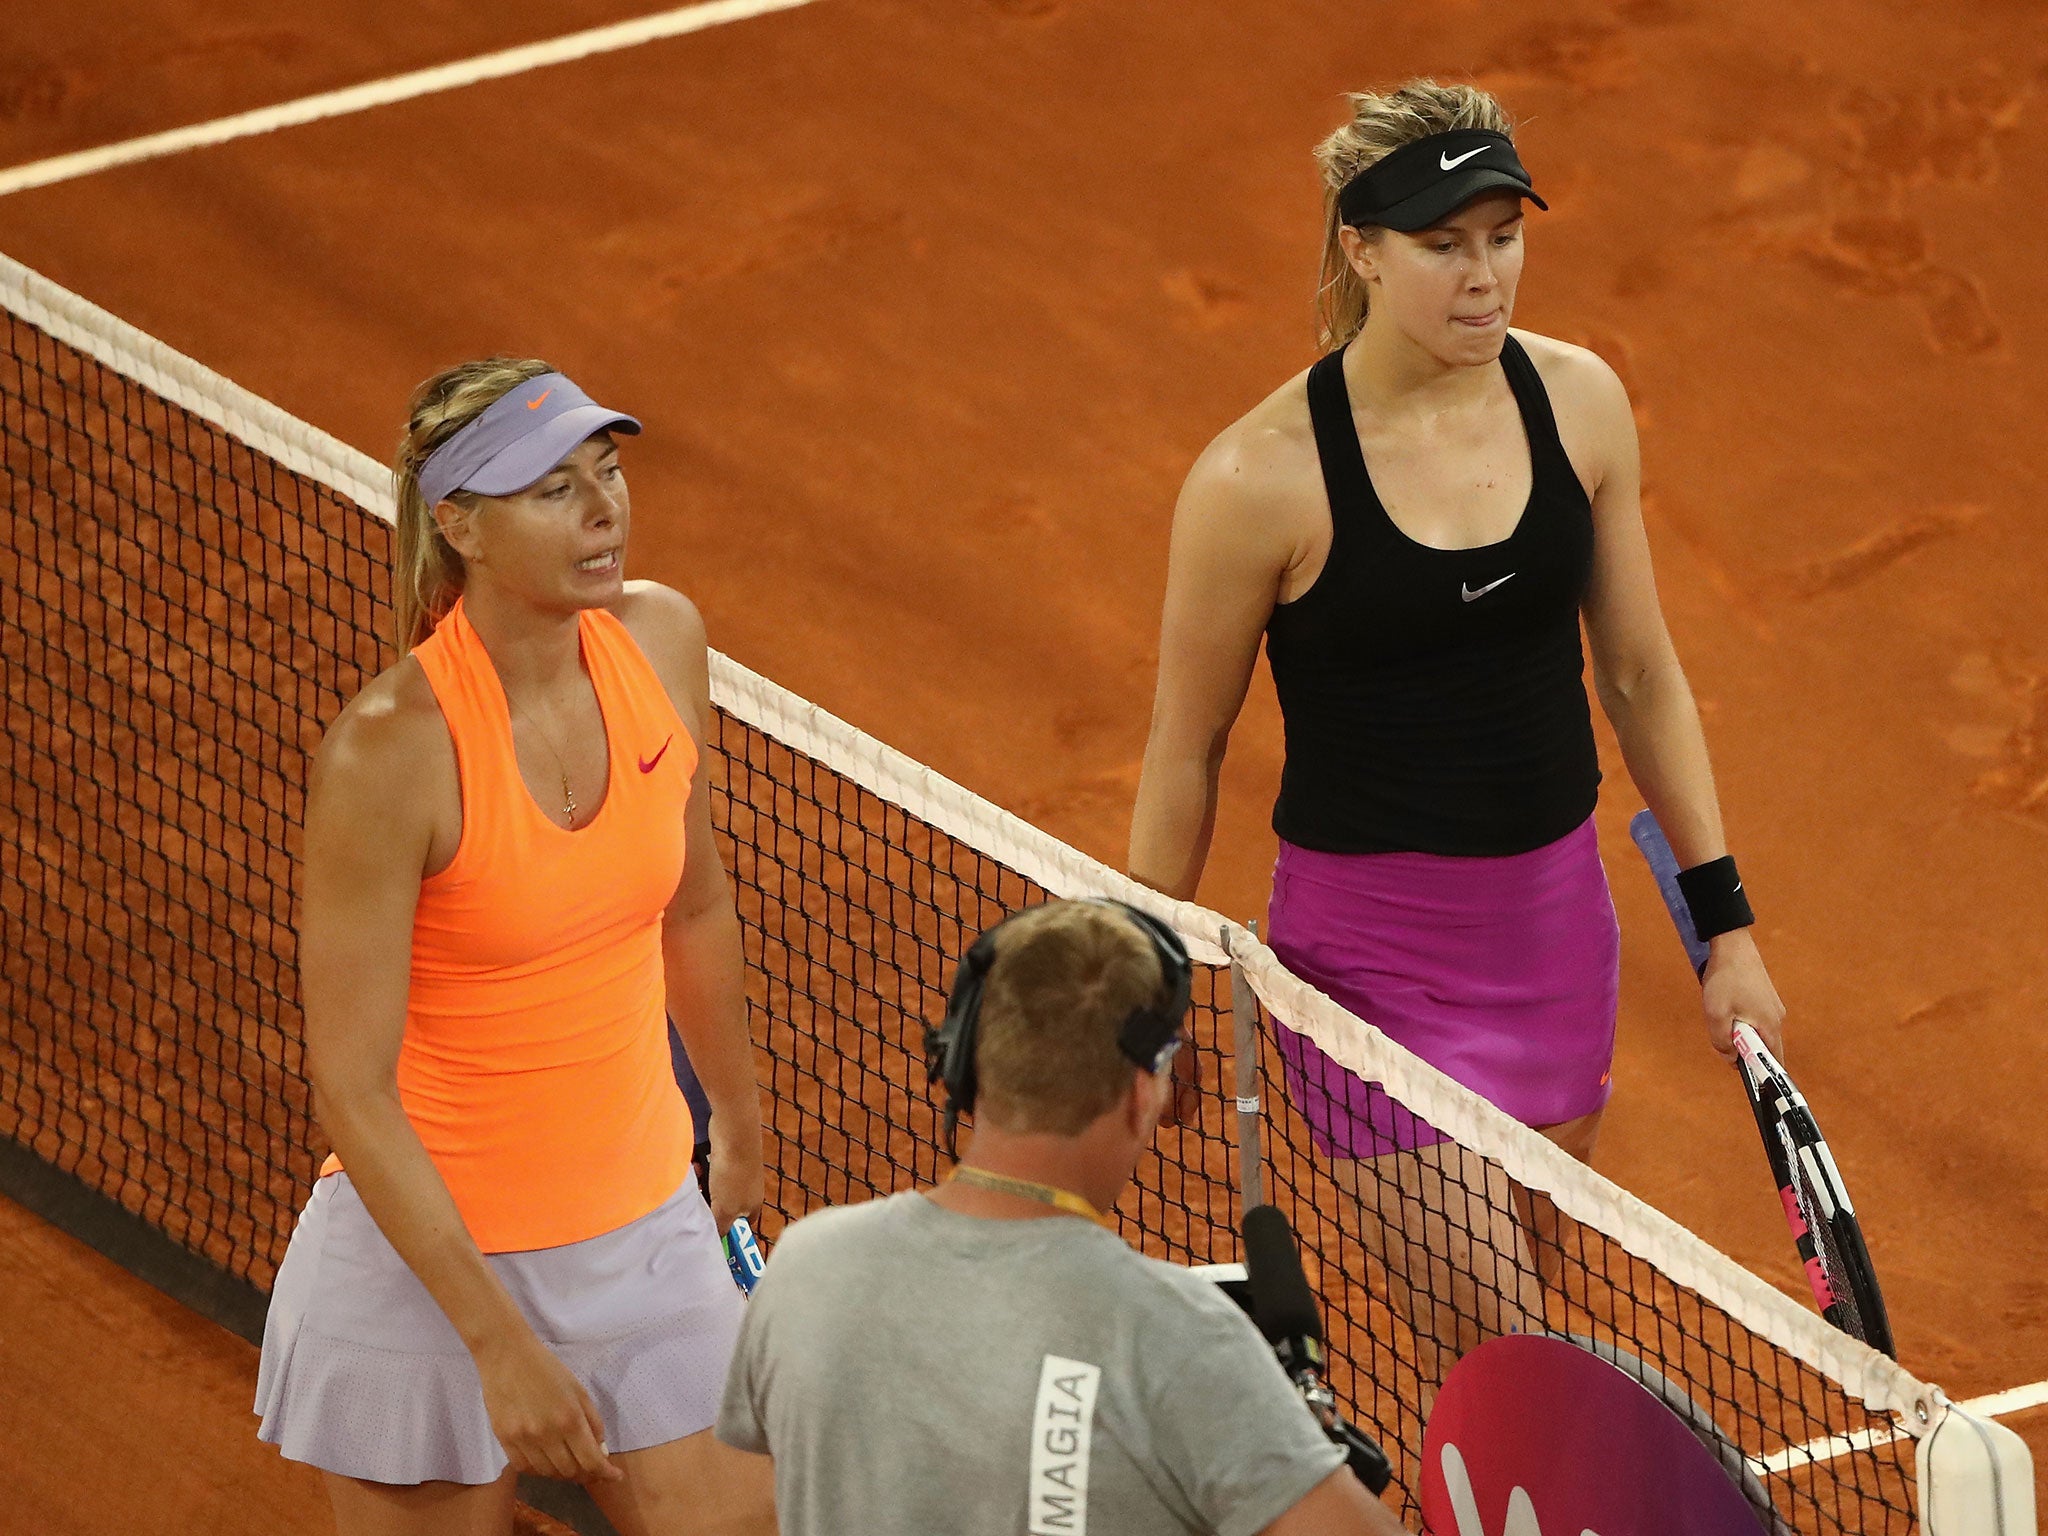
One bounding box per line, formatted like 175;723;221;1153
1629;810;1895;1357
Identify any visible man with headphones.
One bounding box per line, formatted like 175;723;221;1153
715;898;1407;1535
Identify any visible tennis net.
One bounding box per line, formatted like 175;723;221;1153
1;249;1937;1532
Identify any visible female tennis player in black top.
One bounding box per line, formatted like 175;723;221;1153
1129;80;1786;1397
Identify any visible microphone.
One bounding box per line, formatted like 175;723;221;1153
1243;1204;1327;1374
1241;1204;1393;1495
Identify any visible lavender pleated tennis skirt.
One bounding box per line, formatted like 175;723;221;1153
1267;814;1621;1160
255;1172;744;1485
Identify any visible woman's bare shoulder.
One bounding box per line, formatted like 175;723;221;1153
313;655;451;797
611;582;710;725
612;582;707;682
1510;329;1630;415
1183;365;1324;514
1511;329;1638;495
612;582;705;654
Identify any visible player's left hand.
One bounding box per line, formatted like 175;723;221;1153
1700;927;1785;1064
707;1117;765;1235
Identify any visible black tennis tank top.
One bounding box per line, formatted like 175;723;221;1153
1265;334;1600;856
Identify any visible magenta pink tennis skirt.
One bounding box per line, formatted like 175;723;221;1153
255;1172;744;1485
1266;815;1621;1159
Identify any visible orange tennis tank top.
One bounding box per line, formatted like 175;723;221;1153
320;597;699;1252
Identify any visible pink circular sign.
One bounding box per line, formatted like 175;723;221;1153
1421;1334;1770;1536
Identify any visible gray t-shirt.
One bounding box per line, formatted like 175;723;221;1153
717;1192;1344;1536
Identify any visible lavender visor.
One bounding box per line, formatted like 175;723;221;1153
416;372;640;508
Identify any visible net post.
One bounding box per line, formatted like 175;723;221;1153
1226;920;1265;1212
1919;1393;2039;1535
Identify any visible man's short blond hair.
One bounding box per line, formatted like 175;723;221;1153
974;901;1167;1136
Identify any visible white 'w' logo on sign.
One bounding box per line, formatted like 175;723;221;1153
1440;1442;1601;1536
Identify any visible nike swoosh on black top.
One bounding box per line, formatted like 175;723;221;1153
1460;574;1517;602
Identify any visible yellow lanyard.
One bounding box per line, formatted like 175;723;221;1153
946;1166;1119;1232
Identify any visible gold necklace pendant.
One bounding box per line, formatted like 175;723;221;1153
513;698;580;827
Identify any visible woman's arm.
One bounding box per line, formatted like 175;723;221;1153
621;584;764;1235
1130;430;1306;900
1563;347;1785;1060
300;677;620;1482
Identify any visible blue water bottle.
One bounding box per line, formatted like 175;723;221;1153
723;1216;766;1295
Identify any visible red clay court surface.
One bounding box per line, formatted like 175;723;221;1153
3;0;2046;1527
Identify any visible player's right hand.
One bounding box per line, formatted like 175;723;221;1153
474;1327;623;1484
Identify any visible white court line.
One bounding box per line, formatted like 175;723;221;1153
1958;1379;2048;1420
1754;1425;1897;1478
1754;1377;2048;1475
0;0;821;199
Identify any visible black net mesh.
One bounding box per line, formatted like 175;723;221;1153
1;286;1917;1532
2;305;377;1290
715;725;1240;1269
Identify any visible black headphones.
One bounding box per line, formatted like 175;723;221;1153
924;898;1194;1157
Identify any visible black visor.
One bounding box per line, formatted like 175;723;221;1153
1336;128;1547;232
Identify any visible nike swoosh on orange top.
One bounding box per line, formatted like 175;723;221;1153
639;737;671;774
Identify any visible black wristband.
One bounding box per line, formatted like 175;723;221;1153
1675;856;1754;944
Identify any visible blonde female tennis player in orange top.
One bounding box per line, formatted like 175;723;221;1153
257;358;773;1536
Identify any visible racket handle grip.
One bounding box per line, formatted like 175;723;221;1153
1629;809;1712;978
724;1216;766;1295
